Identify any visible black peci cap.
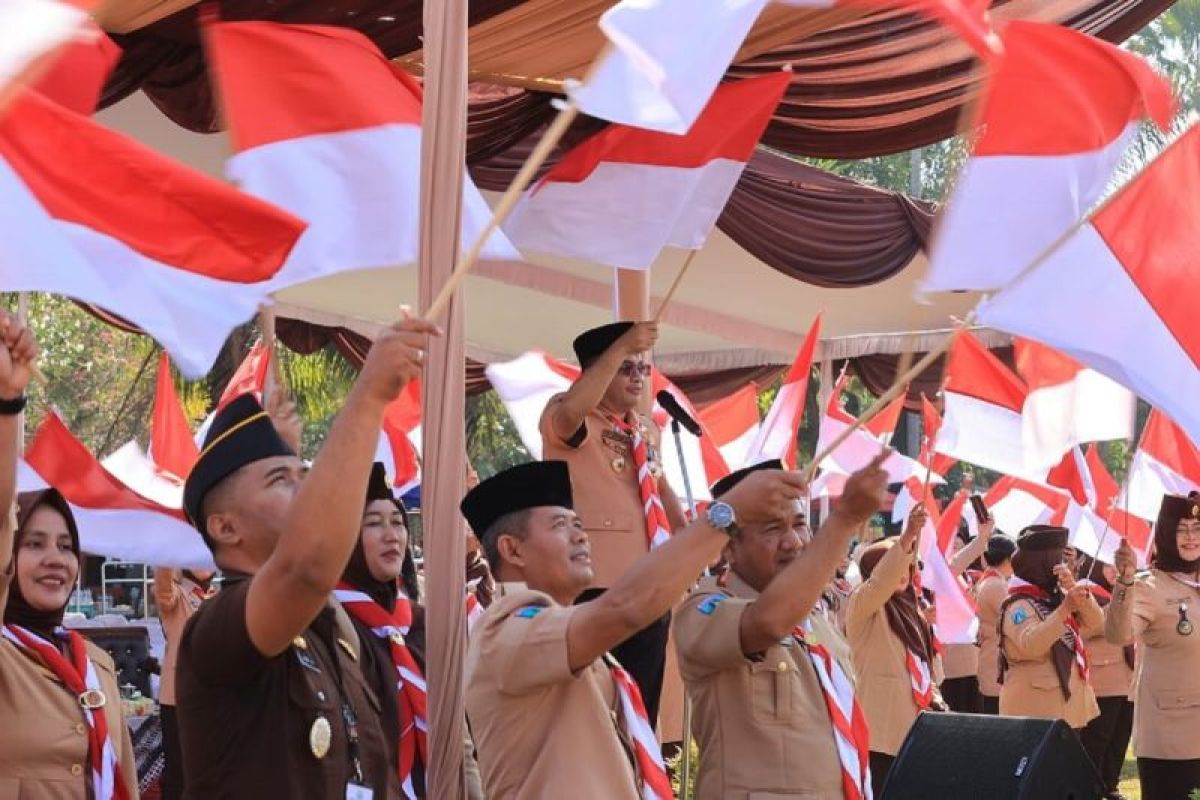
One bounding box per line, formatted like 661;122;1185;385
460;461;573;536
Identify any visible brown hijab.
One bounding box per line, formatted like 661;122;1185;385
859;539;935;666
5;490;81;640
1152;493;1200;574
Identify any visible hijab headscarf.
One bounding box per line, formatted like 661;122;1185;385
341;463;417;613
858;539;936;666
6;490;81;639
1004;525;1076;699
1152;492;1200;574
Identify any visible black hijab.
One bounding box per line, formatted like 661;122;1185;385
6;490;81;639
1152;493;1200;574
341;463;417;613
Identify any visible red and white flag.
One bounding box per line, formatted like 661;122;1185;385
205;20;517;293
744;316;820;469
919;510;979;645
978;125;1200;451
923;20;1175;293
697;383;761;472
192;340;273;446
1014;338;1135;471
507;73;788;269
20;413;213;569
650;368;729;502
982;475;1070;534
0;0;94;110
376;380;423;497
918;395;958;477
1121;409;1200;522
1057;445;1152;565
26;17;119;115
149;353;199;485
484;351;580;460
0;90;305;377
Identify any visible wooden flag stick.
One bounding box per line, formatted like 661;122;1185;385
803;323;967;482
653;250;699;323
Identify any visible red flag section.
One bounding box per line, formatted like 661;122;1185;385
744;316;821;469
151;352;200;483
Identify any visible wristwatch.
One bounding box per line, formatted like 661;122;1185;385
706;501;739;537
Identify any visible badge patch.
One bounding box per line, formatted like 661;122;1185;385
515;606;543;619
1011;608;1029;625
697;594;727;616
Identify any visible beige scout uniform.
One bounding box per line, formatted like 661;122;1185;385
974;574;1008;698
1086;623;1134;700
847;541;940;756
0;559;139;799
1107;569;1200;759
674;574;847;800
465;584;639;799
998;595;1102;728
540;400;661;589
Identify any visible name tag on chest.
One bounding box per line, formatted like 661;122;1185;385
346;785;373;800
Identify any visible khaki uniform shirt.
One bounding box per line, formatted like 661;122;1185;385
0;556;139;800
998;595;1102;729
155;578;207;707
465;584;638;799
974;574;1008;697
673;574;846;800
1106;569;1200;759
540;399;663;588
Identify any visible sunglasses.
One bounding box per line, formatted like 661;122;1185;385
617;361;651;378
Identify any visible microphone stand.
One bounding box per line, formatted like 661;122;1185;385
668;418;697;796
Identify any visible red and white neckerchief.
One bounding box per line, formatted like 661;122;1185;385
794;623;873;800
605;654;674;800
979;568;1004;583
2;625;130;800
334;585;428;799
610;415;671;550
465;593;484;632
905;648;936;710
1007;579;1089;682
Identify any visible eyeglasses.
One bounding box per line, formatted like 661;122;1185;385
617;361;651;378
1177;524;1200;540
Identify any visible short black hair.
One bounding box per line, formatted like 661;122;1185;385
480;508;534;573
197;469;242;554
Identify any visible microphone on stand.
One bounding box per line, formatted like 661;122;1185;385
655;390;702;437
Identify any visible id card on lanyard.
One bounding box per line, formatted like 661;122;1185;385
346;785;374;800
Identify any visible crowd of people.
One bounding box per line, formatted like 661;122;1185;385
0;310;1198;800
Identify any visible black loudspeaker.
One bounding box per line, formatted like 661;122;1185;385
882;712;1104;800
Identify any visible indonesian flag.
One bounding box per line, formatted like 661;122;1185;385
485;351;580;460
650;368;729;502
149;353;199;485
506;73;789;269
27;17;120;115
982;475;1070;535
0;90;305;377
570;0;998;134
205;20;518;294
1014;338;1135;471
697;383;761;472
1121;409;1200;522
977;125;1200;451
20;413;213;569
744;315;820;469
937;332;1040;479
919;510;979;645
376;380;423;496
0;0;93;111
919;395;958;476
192;339;273;447
922;20;1175;293
1059;445;1152;565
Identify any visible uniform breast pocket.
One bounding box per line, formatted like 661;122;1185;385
583;514;634;535
748;655;794;724
1155;689;1200;711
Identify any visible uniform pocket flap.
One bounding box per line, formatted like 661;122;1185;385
582;514;634;533
749;792;822;799
1031;676;1062;691
1155;689;1200;710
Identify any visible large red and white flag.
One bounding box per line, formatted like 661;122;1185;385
149;353;199;485
26;17;119;115
744;316;820;469
922;20;1175;293
978;125;1200;447
485;351;580;460
0;0;93;110
376;380;422;496
982;475;1070;534
937;332;1040;479
697;383;761;472
507;73;788;269
192;340;273;446
1014;338;1135;471
1058;445;1152;565
919;395;958;476
0;89;305;376
20;413;213;569
205;20;517;293
1121;409;1200;521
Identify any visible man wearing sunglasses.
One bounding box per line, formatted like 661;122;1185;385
539;320;687;724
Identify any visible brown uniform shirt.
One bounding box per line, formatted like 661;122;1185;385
973;574;1008;697
177;578;398;799
465;585;639;799
673;574;846;800
540;399;662;588
0;562;139;800
1106;569;1200;759
998;595;1102;728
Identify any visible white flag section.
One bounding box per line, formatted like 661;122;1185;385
1014;338;1135;471
21;413;213;570
1120;410;1200;521
697;384;761;473
815;389;938;494
921;21;1174;293
485;352;579;460
0;0;89;93
743;315;819;468
207;20;517;294
569;0;769;134
376;380;423;496
918;517;978;645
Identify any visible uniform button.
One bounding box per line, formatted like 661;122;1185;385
70;764;83;777
777;661;789;673
317;691;326;702
75;723;86;735
603;519;612;528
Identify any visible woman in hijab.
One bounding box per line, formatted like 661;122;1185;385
848;504;945;796
998;525;1101;729
0;489;140;799
1074;551;1135;800
1108;493;1200;799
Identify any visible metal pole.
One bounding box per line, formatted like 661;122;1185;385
669;419;696;796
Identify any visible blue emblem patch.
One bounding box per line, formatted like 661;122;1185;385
1011;608;1029;625
515;606;543;619
697;594;727;616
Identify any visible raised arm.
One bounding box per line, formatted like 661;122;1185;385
848;504;922;629
153;568;181;615
1105;538;1146;645
950;518;994;576
566;468;808;671
546;322;657;442
245;318;437;656
0;310;37;618
739;455;889;654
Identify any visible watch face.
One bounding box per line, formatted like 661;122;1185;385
708;502;735;529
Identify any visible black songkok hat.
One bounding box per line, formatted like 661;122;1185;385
710;459;783;499
1015;524;1069;552
183;393;295;531
573;322;635;369
460;461;573;536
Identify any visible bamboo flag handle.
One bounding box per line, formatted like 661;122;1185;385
653;249;699;323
